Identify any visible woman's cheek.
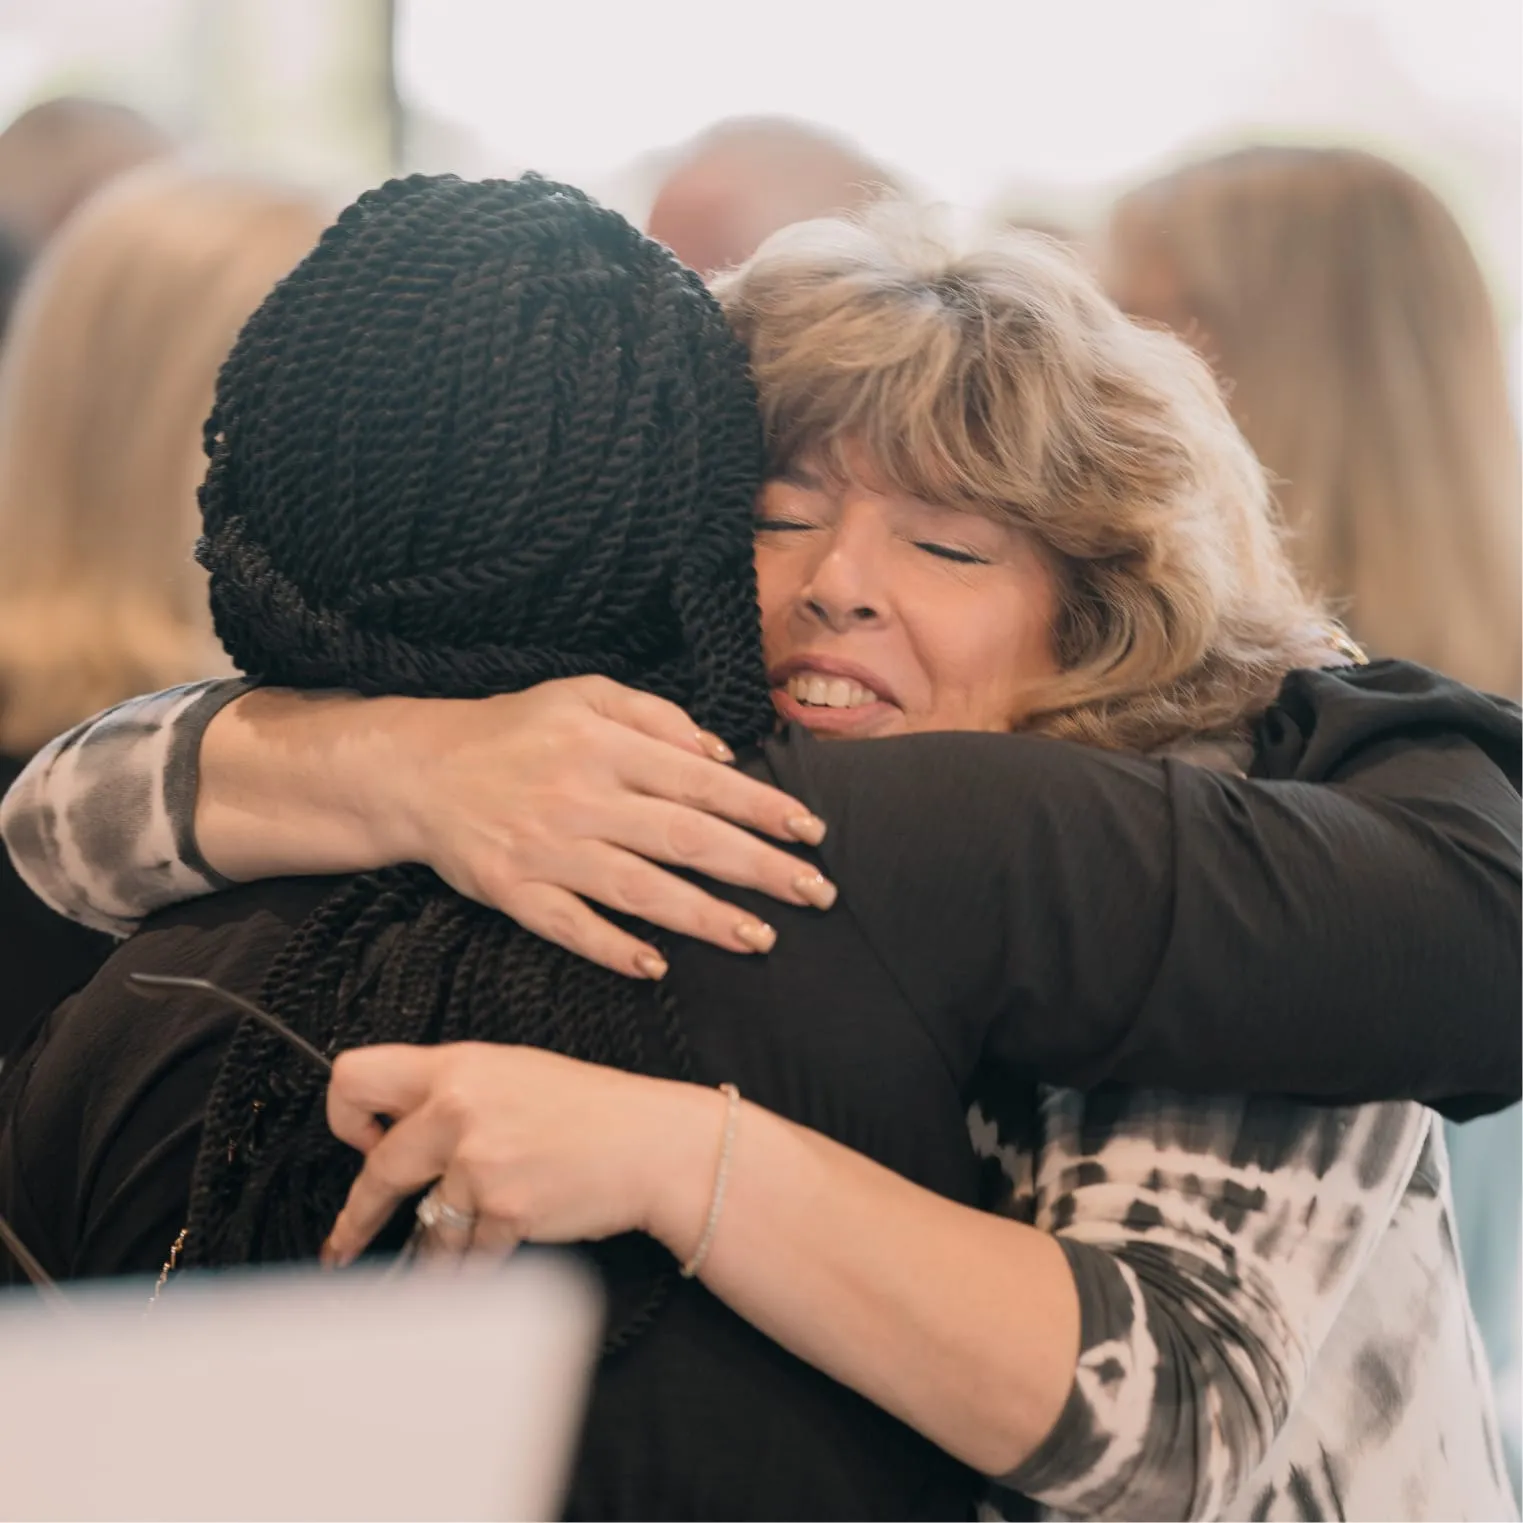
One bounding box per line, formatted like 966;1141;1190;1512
752;551;796;642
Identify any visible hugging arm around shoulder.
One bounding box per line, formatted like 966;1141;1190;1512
769;661;1521;1117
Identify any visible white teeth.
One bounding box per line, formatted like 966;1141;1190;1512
785;673;881;709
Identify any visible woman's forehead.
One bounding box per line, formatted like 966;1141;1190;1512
771;439;919;499
765;447;1023;534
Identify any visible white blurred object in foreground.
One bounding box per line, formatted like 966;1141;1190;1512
0;1253;601;1521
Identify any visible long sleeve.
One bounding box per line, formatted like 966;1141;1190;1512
771;662;1520;1118
0;680;250;934
986;1090;1435;1520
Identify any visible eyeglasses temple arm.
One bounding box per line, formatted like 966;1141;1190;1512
127;973;333;1075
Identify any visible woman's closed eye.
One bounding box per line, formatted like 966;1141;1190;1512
915;540;990;565
755;516;818;534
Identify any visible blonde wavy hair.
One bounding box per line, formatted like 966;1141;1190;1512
1105;146;1521;698
713;212;1340;751
0;165;325;756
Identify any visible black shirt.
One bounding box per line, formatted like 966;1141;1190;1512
0;753;115;1057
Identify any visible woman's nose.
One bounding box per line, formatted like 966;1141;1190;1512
803;592;878;631
798;527;885;632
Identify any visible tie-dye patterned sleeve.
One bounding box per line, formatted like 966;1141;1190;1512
988;1090;1432;1521
0;680;252;935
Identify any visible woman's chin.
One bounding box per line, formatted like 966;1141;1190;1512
771;689;903;739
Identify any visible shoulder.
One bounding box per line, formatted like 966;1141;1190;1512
17;876;344;1114
132;874;344;949
79;874;345;996
755;725;1158;816
1256;660;1521;787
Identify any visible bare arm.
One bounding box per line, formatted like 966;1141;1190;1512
2;676;829;975
655;1093;1425;1508
324;1044;1425;1507
322;1043;1081;1474
657;1088;1083;1474
195;687;452;883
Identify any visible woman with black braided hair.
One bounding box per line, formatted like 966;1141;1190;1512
2;172;989;1520
0;176;1517;1520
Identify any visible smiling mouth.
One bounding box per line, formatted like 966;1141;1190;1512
782;673;884;710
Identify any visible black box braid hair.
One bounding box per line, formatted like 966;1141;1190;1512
179;174;776;1350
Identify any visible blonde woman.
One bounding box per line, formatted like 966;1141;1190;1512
3;197;1518;1518
1101;144;1521;698
0;165;324;1041
1103;143;1523;1501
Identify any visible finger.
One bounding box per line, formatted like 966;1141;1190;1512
596;796;836;909
419;1173;477;1258
502;881;671;980
581;677;733;763
564;842;781;955
327;1045;443;1151
467;1214;520;1262
618;742;826;847
324;1107;458;1266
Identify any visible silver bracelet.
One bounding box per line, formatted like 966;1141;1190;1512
680;1083;741;1279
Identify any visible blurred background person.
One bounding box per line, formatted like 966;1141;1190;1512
0;96;173;257
0;164;325;1052
1101;141;1523;1498
645;115;904;276
1102;145;1520;694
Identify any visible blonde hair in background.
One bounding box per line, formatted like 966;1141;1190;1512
0;165;326;755
1105;145;1522;698
714;209;1338;752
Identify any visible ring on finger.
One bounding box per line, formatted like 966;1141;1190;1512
416;1188;477;1236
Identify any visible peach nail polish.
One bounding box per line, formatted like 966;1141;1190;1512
793;872;838;910
785;813;827;846
634;950;669;980
734;919;777;953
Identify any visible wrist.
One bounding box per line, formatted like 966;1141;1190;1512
343;693;437;866
197;687;416;881
640;1079;734;1258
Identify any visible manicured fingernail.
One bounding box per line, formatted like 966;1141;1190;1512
793;872;838;910
734;919;777;953
785;813;826;846
633;950;669;980
696;730;735;763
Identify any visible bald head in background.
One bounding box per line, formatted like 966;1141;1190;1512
0;97;173;254
647;116;903;276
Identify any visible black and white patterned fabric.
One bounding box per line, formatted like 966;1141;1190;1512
0;679;247;936
974;1086;1514;1519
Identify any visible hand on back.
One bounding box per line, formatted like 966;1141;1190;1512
385;676;832;977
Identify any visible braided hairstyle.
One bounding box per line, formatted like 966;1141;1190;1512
181;175;774;1342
